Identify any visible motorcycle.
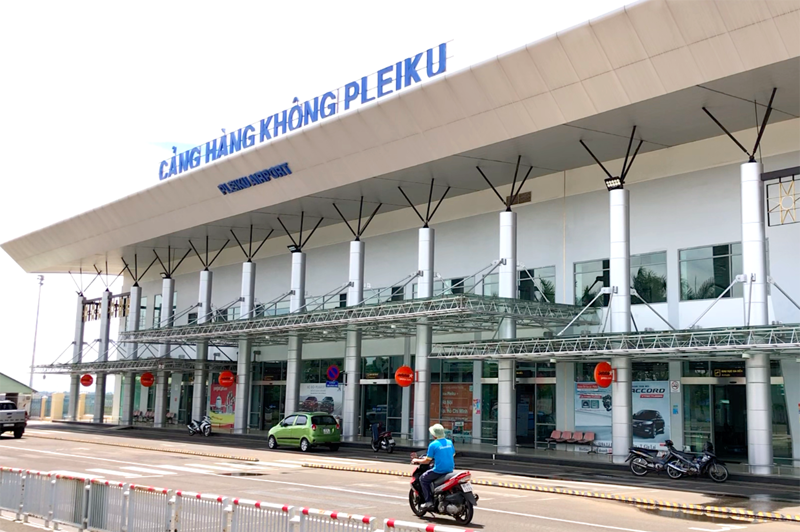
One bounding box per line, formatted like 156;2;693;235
666;441;729;483
370;422;395;453
408;452;478;526
626;440;679;476
188;415;212;437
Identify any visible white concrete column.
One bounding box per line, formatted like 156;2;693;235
413;227;434;446
343;241;365;442
285;252;306;416
169;374;182;419
121;285;142;426
94;290;112;423
497;211;517;454
193;270;212;421
741;161;773;474
609;188;632;464
154;277;175;428
69;294;85;421
401;336;412;440
234;262;255;434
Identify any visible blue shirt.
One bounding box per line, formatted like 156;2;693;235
427;438;455;474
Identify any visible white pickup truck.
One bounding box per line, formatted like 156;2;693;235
0;400;27;439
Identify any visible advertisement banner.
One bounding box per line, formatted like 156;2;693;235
298;383;343;417
575;381;670;451
209;383;236;428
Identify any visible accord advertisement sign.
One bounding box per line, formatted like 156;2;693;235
575;381;671;451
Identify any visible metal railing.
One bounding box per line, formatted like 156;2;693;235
0;467;476;532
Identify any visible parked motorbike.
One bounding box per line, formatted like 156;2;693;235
626;444;675;476
666;441;729;483
370;422;395;453
188;415;212;437
408;452;478;525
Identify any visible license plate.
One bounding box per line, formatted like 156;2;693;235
462;483;473;492
2;424;13;428
388;439;395;444
323;428;331;434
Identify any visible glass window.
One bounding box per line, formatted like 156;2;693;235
363;357;390;380
575;363;596;382
153;294;162;327
294;415;307;425
339;294;347;308
311;415;337;425
139;296;147;328
482;361;498;378
683;385;712;452
773;384;791;459
390;286;405;301
680;243;743;300
632;362;669;381
631;252;667;304
302;360;321;383
574;260;609;307
442;360;473;382
188;313;198;325
283;415;297;426
519;266;556;303
479;273;499;297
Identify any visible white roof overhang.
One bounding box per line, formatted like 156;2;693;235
4;0;799;276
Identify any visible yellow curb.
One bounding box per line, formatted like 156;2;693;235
300;463;800;524
26;433;259;462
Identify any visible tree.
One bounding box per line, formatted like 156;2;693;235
632;268;667;304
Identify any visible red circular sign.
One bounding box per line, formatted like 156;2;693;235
218;370;236;387
80;374;93;387
594;362;613;388
395;366;414;388
140;372;155;387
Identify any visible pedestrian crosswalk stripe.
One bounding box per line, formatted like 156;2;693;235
297;457;380;465
120;466;177;475
51;470;92;478
87;469;143;479
221;461;300;469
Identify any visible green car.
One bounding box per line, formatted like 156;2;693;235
267;412;341;452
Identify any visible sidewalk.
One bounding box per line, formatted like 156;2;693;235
43;420;800;483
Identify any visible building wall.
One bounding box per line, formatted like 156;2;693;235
123;128;799;454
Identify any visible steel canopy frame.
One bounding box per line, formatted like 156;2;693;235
37;357;236;375
430;324;800;361
117;294;599;347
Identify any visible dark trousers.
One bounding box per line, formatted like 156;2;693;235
420;470;446;503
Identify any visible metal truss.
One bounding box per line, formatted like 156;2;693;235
37;357;236;375
118;294;598;347
431;324;800;361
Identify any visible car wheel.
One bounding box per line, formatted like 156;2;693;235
268;436;278;449
300;438;311;452
13;429;23;439
328;443;340;451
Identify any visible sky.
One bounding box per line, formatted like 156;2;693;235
0;0;631;392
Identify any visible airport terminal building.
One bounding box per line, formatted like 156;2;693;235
4;0;799;474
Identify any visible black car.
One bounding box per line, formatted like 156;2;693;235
632;409;665;438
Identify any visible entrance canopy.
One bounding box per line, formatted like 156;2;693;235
3;1;798;276
430;323;800;361
118;294;598;347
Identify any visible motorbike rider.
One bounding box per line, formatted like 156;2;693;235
411;423;455;511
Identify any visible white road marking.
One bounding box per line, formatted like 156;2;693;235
120;466;176;475
295;456;380;464
51;470;93;478
216;474;657;532
87;469;143;479
239;462;301;469
185;463;248;471
493;475;642;491
149;465;213;474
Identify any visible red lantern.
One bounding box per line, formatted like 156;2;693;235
140;372;155;387
219;371;236;387
394;366;414;388
80;374;93;387
594;362;614;388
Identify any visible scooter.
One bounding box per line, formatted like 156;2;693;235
408;452;478;526
188;415;212;437
370;422;395;453
626;441;678;476
666;441;729;483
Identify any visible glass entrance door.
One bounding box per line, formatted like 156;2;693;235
258;385;285;431
713;385;747;459
362;384;388;437
515;383;556;447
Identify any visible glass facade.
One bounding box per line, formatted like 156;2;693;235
575;252;666;307
679;243;743;300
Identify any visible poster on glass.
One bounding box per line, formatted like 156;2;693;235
575;381;671;451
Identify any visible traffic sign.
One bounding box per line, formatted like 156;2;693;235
326;365;340;381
